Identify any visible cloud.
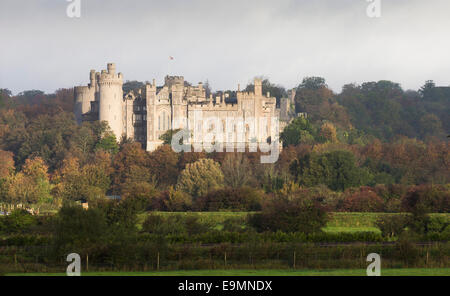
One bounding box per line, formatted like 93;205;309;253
1;0;449;94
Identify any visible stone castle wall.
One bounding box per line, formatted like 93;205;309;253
75;63;282;152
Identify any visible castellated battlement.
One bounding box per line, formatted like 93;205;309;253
74;63;281;152
188;100;239;111
74;85;91;93
165;75;184;88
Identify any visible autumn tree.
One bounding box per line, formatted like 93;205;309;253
54;155;110;206
148;144;179;188
161;187;192;211
176;158;224;197
7;157;52;211
0;150;14;178
112;142;151;192
319;122;338;143
221;153;252;188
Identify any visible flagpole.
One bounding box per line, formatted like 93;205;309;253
168;56;174;75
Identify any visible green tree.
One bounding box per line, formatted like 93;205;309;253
159;129;182;145
292;150;369;191
249;193;328;233
95;132;119;154
53;206;108;253
280;117;316;147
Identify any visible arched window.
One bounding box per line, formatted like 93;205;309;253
162;112;166;130
158;115;161;130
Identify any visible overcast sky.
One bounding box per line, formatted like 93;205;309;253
1;0;450;95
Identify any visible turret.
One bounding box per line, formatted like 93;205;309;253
89;70;96;86
254;78;262;96
98;63;124;140
107;63;116;75
164;75;184;89
74;85;95;124
74;69;97;124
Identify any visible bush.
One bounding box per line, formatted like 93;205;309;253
375;215;407;238
249;194;328;234
142;213;213;236
395;233;420;267
161;188;192;211
195;187;263;211
342;187;384;212
428;216;450;235
0;209;37;234
401;185;450;213
100;198;140;231
53;206;108;253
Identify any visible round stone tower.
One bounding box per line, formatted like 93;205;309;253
98;63;124;140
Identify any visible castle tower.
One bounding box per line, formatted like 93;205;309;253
74;85;95;124
254;78;263;96
74;69;97;124
98;63;124;140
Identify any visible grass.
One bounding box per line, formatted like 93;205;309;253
137;211;450;233
6;268;450;276
322;226;381;234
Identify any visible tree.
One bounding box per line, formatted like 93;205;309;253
176;158;224;197
122;80;145;94
295;77;334;119
292;150;368;191
159;129;182;145
7;157;52;211
342;187;384;212
161;187;192;211
319;122;338;143
53;206;108;254
0;89;12;109
148;144;179;188
195;186;262;211
0;150;14;178
280;117;316;147
95;132;119;154
113;142;151;192
55;155;110;205
249;193;328;234
221;153;251;188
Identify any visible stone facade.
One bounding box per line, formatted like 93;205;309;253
75;63;289;152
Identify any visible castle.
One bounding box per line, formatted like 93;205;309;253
74;63;293;152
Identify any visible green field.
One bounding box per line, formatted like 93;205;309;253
137;211;450;234
6;268;450;276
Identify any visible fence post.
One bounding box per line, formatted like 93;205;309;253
157;252;160;271
293;251;296;269
224;252;227;267
86;254;89;272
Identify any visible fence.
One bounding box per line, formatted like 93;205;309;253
0;242;448;274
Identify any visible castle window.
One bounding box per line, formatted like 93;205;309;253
162;112;166;130
158;115;161;130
